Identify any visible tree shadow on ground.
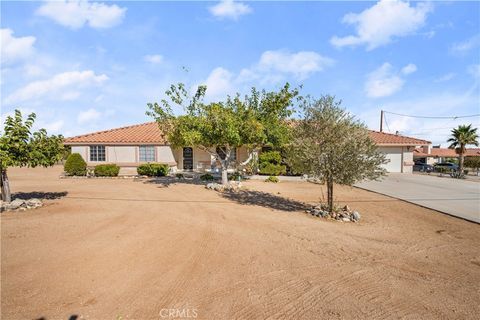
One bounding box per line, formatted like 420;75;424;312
35;315;78;320
221;190;307;212
12;191;68;200
140;176;212;188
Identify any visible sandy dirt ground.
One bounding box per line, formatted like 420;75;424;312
1;166;479;320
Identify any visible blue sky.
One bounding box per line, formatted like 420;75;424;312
1;0;479;145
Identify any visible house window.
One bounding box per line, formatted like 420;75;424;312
216;147;236;161
139;145;155;162
90;145;105;161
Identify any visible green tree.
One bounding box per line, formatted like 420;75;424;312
147;83;299;185
447;124;479;175
286;96;387;214
0;110;64;202
464;157;480;175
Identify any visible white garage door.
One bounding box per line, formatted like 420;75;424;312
378;147;402;173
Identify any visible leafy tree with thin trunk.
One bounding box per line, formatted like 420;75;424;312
286;96;387;214
147;83;299;185
447;124;479;176
1;110;65;202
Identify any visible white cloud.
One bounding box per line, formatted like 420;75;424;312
144;54;163;64
1;28;36;65
36;0;126;29
401;63;417;75
331;0;433;50
77;108;101;124
450;34;480;54
199;67;234;100
434;73;456;83
358;82;479;145
365;62;416;98
40;119;65;133
195;50;332;100
257;50;334;80
365;63;404;98
209;0;252;20
238;50;334;84
5;70;108;104
468;64;480;78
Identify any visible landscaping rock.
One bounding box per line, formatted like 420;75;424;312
1;198;44;212
7;199;26;210
26;198;42;207
351;211;361;222
306;203;360;223
206;182;241;192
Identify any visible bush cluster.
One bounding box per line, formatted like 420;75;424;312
137;163;170;176
200;173;215;181
94;164;120;177
64;153;87;176
265;176;279;183
228;171;244;181
259;151;286;175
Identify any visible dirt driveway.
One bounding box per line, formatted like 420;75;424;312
1;166;479;320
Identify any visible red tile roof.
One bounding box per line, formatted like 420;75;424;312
368;130;431;146
65;122;430;147
64;122;166;145
414;148;480;158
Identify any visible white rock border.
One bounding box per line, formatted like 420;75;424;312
1;198;43;212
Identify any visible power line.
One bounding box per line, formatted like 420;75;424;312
383;111;480;119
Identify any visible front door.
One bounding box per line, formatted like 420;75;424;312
183;147;193;170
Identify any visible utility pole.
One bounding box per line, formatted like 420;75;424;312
380;110;384;132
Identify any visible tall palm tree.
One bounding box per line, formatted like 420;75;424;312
447;124;479;175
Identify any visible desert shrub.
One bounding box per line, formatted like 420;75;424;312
265;176;279;183
200;173;214;181
259;151;282;165
464;157;480;171
259;150;286;175
64;153;87;176
137;163;169;176
94;164;120;177
260;162;287;175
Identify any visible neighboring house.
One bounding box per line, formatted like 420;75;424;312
64;122;430;174
414;146;480;164
368;130;430;173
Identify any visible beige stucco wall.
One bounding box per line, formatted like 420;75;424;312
194;148;212;171
107;146;136;163
402;149;414;173
71;146;87;161
69;145;251;172
237;146;249;163
157;146;176;163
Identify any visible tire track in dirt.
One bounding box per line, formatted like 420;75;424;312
151;204;219;313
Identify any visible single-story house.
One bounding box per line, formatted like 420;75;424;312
414;146;480;164
64;122;431;174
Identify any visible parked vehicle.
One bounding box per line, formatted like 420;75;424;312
434;162;459;172
413;163;434;173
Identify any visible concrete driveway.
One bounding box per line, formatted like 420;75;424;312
356;173;480;223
